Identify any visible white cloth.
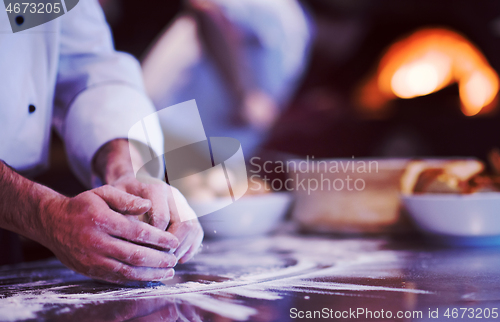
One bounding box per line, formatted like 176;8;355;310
0;0;163;187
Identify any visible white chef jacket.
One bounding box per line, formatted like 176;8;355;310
0;0;164;187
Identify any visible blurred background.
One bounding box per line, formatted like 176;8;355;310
99;0;500;160
25;0;500;259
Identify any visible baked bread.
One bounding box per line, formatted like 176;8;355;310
401;160;484;194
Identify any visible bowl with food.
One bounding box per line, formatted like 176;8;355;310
194;192;292;238
401;157;500;245
179;168;292;238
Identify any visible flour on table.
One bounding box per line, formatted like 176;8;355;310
0;235;429;321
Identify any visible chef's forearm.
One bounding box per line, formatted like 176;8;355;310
0;161;62;244
190;2;250;102
92;139;140;185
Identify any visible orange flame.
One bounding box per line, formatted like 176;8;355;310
358;28;499;116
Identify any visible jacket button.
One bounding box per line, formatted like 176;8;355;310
15;16;24;26
28;105;36;113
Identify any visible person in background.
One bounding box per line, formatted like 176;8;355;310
0;0;203;284
142;0;313;158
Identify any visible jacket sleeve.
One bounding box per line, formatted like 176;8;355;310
52;0;164;188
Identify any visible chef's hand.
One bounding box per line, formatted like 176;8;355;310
242;90;279;132
94;139;204;264
110;174;204;264
40;185;179;284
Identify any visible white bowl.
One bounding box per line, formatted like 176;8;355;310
194;193;292;238
402;193;500;246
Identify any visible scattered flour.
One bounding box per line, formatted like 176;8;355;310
0;235;431;321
